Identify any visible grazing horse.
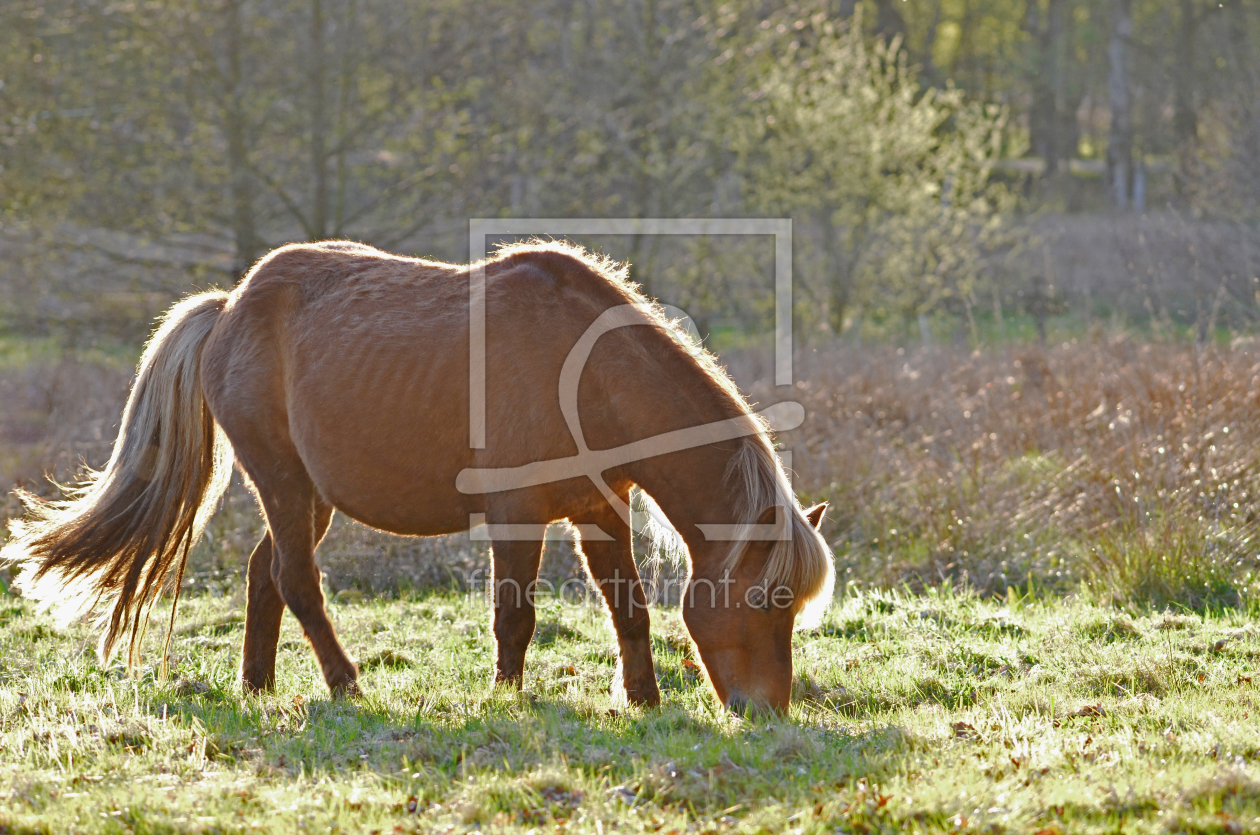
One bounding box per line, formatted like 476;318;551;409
2;240;833;712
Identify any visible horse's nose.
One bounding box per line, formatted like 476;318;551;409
726;690;788;716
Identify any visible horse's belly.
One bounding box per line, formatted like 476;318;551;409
310;451;478;536
287;348;481;535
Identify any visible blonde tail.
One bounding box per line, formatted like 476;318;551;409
1;292;234;666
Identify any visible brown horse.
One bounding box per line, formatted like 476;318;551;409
2;240;833;712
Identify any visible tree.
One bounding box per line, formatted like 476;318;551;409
728;7;1018;334
1025;0;1083;176
1;0;509;275
1105;0;1133;208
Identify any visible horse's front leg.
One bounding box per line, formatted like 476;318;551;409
574;503;661;707
489;538;545;686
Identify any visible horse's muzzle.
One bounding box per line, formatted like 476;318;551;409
726;693;752;716
726;692;784;716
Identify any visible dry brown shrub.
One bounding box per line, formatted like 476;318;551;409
7;336;1260;608
0;357;133;493
733;336;1260;607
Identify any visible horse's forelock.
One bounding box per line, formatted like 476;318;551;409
721;438;836;628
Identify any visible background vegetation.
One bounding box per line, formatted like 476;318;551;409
4;0;1260;343
5;1;1260;832
3;0;1260;601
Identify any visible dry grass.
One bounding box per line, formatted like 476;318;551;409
6;334;1260;610
741;335;1260;609
0;350;133;508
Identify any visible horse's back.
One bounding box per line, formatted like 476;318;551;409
201;242;626;535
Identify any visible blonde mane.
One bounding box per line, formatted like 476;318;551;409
718;438;835;628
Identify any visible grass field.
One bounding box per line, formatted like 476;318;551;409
4;585;1260;834
7;333;1260;833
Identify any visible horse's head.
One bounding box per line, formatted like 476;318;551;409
682;502;829;714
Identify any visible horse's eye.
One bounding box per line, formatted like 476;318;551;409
747;587;769;610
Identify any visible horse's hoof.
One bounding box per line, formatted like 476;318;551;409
240;673;276;695
625;689;662;708
492;673;524;690
330;678;361;699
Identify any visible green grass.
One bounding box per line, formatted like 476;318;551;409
0;332;140;372
4;587;1260;833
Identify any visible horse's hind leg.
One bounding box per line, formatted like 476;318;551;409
240;498;334;693
240;532;281;693
574;503;661;707
490;538;545;687
241;454;356;696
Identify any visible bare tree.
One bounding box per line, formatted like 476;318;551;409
1106;0;1134;208
1028;0;1071;175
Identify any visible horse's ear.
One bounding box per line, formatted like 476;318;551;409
804;503;827;530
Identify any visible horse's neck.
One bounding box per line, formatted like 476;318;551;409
626;441;746;579
598;330;758;577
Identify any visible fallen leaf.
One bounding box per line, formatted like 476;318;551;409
1071;703;1105;718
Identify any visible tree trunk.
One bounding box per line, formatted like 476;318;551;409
873;0;906;43
1225;0;1250;70
1173;0;1199;146
309;0;329;240
333;0;359;236
1027;0;1082;181
820;209;849;333
1027;0;1067;174
223;0;262;277
1106;0;1134;209
1173;0;1200;196
1048;0;1075;169
919;0;943;86
1030;272;1048;345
